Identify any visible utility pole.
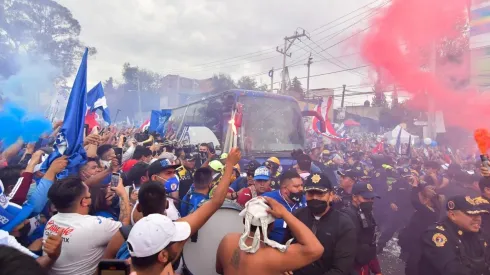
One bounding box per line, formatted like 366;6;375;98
306;54;313;98
269;68;274;93
341;84;346;107
277;30;308;93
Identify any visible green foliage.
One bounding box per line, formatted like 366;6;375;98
121;62;164;92
0;0;96;78
237;76;257;90
211;73;236;93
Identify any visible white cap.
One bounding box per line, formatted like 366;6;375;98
127;214;191;258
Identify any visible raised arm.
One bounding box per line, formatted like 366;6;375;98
179;148;241;236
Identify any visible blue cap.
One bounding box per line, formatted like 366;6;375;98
254;166;270;181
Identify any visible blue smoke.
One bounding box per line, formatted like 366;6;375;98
0;55;59;146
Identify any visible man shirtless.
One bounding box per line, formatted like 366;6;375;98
216;197;324;275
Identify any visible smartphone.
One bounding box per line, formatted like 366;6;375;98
114;147;123;166
111;172;120;188
98;260;129;275
208;142;215;155
84;124;89;137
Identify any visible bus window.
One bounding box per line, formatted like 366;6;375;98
239;95;305;153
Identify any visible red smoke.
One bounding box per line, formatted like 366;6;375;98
361;0;490;130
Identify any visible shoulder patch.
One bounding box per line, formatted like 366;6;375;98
432;233;447;247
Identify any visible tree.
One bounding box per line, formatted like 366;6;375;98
121;63;164;93
257;83;268;91
291;77;303;94
371;82;388;108
237;76;257;90
287;77;304;99
211;73;236;93
0;0;96;79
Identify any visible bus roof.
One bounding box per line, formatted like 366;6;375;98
171;89;298;110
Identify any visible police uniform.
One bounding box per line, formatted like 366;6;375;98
333;168;363;210
284;173;357;275
474;192;490;243
342;182;382;275
418;195;490;275
177;165;194;201
377;167;414;253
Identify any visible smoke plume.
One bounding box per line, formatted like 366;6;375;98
0;54;59;146
361;0;490;130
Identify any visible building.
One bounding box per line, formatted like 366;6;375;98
161;75;214;107
470;0;490;90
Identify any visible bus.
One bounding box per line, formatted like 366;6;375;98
164;89;325;166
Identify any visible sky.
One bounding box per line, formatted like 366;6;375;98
56;0;399;106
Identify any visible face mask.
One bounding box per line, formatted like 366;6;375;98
359;201;374;213
289;191;303;203
307;199;328;215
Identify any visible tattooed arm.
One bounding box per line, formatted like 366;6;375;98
112;177;131;226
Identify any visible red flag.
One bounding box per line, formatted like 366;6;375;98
85;111;100;134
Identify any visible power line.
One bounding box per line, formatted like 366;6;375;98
288;1;389;67
309;0;384;33
163;1;388;75
269;65;369;86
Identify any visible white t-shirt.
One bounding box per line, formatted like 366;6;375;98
0;229;38;258
43;213;122;275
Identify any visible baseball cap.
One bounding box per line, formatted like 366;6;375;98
352;182;380;199
147;158;180;178
254;166;270;181
337;167;363;180
127;214;191;258
304;173;333;192
446;195;489;215
397;167;412;178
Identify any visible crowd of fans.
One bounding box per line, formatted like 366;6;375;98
1;122;490;275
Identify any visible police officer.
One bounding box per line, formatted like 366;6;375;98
475;176;490;243
333;168;363;210
343;182;382;275
370;155;391;229
418;195;490;275
265;157;281;190
377;167;414;254
283;173;357;275
177;152;197;201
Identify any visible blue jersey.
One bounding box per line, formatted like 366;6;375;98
180;192;209;217
262;190;306;243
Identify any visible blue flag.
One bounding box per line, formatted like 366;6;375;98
149;109;172;136
87;81;111;124
40;49;88;178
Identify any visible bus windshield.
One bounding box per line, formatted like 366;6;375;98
239;95;305;153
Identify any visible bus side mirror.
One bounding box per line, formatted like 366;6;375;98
301;110;326;133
